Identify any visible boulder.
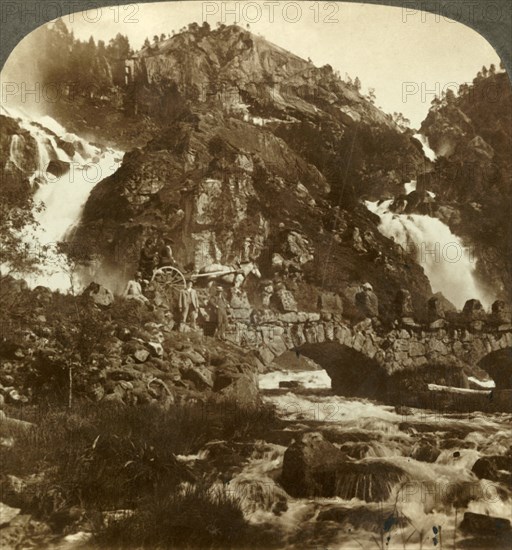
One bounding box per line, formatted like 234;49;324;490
83;282;114;307
462;299;486;322
355;289;379;318
219;373;260;406
333;460;409;502
472;455;512;486
273;287;298;313
179;364;214;390
55;136;76;158
459;511;511;537
0;502;20;526
280;432;346;497
46;159;70;177
181;349;206;365
0;513;33;549
146;342;164;358
491;300;511;325
427;296;445;322
410;439;441;463
133;349;150;363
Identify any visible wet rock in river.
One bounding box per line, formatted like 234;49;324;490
472;455;512;486
410;439;441;463
334;460;409;502
459;511;511;543
317;505;408;533
280;432;346;498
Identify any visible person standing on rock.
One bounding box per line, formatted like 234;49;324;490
241;237;252;262
158;237;177;267
178;280;199;330
210;286;230;340
355;282;379;320
139;237;158;279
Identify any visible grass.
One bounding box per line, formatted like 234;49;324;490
94;483;257;549
1;399;279;524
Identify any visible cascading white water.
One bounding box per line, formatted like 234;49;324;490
413;133;437;162
403;180;417;195
228;368;512;549
2;106;123;291
366;197;491;309
9;134;26;171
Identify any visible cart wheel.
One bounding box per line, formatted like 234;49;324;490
152;266;187;293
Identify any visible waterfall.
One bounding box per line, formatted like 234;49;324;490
366;198;491;309
9;134;26;170
413;133;437;162
403;180;436;199
2;107;123;291
403;180;417;195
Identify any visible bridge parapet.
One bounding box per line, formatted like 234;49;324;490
224;309;512;374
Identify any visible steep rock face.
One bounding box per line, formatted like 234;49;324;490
131;25;389;126
73;25;432;311
78;107;327;271
74;103;432;313
129;25;424;201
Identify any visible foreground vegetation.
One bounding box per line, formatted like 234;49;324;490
1;399;280;548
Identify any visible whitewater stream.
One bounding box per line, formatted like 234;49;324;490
2;106;123;291
216;366;512;549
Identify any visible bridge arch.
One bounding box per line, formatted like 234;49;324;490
293;342;387;398
478;348;512;390
244;316;512;402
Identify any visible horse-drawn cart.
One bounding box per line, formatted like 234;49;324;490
150;261;260;297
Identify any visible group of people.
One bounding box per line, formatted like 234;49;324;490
177;280;230;339
122;270;232;340
139;236;177;279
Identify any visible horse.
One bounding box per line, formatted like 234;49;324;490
198;261;261;286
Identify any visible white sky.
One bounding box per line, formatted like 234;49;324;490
22;1;507;127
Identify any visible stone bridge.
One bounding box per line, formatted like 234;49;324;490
224;311;512;386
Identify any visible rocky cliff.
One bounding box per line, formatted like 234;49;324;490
71;24;431;318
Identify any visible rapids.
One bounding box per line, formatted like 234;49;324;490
225;368;512;549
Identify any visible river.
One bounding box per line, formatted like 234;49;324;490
222;366;512;549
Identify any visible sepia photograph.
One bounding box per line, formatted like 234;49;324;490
0;1;511;548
